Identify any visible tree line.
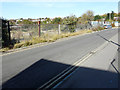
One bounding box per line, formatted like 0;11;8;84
9;10;119;25
94;11;119;21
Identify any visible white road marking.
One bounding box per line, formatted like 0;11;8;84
38;37;110;89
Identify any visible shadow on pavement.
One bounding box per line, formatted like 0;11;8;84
97;34;120;47
58;66;118;88
2;58;119;89
97;34;110;42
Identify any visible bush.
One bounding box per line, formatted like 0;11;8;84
92;26;104;31
92;28;98;31
13;43;24;49
0;48;10;52
111;23;115;27
31;37;48;44
23;41;32;46
97;26;104;30
13;41;33;49
50;35;59;40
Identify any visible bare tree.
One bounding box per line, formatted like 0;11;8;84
81;13;88;24
86;10;94;21
80;10;94;24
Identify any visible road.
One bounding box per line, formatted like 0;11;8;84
55;33;119;88
2;28;118;88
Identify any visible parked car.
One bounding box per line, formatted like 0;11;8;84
104;25;112;29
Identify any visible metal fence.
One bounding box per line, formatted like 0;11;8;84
0;19;2;48
1;19;11;48
10;24;38;42
10;23;96;42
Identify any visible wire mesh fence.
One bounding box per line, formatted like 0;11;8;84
10;24;38;42
10;23;98;42
41;24;60;34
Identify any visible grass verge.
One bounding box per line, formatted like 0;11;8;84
0;29;94;52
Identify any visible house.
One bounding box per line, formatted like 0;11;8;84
31;19;40;22
114;17;120;21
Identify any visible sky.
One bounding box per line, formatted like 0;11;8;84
1;0;119;19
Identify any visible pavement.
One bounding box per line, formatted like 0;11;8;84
56;32;119;88
2;28;118;88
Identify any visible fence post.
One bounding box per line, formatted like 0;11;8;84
104;20;105;24
38;21;41;37
58;24;61;34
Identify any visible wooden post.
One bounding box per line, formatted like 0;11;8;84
104;20;105;24
58;23;61;34
38;21;41;37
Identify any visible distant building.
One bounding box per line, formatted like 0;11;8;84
114;17;120;21
31;19;40;22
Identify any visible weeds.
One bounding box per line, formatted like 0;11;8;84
12;30;94;49
1;29;101;51
92;26;104;31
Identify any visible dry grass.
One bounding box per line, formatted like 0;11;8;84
11;29;93;49
0;48;10;52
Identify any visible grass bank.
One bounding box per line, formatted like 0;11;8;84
1;26;105;52
13;30;92;49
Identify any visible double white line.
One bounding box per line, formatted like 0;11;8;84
38;39;109;89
